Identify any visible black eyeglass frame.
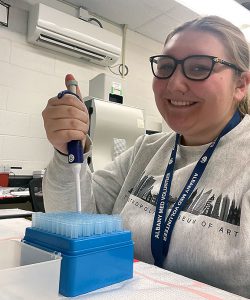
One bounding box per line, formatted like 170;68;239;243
149;54;242;81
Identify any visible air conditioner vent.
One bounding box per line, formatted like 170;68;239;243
38;34;106;61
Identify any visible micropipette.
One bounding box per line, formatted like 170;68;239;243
66;79;83;212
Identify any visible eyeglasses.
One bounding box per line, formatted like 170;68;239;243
149;55;242;81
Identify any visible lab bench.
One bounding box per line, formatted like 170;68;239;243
0;217;248;300
0;175;33;210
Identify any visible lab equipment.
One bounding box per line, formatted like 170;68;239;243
67;79;83;212
89;73;125;103
0;165;10;187
58;79;83;212
85;98;145;171
23;212;134;297
0;239;61;299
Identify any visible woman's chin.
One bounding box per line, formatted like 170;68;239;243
164;119;192;135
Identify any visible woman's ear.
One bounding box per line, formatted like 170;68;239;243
234;71;250;103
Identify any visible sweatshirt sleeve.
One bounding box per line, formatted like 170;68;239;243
43;135;146;214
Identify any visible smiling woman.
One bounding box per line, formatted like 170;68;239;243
42;15;250;299
153;17;249;146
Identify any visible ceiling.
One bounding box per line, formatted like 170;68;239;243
61;0;250;44
61;0;199;43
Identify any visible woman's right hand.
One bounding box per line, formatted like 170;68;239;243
42;74;89;155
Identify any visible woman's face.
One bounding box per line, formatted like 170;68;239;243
153;29;242;145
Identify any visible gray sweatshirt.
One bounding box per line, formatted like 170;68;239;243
43;114;250;299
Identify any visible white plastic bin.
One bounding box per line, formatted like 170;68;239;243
0;240;61;300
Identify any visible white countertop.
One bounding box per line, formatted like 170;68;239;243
0;217;247;300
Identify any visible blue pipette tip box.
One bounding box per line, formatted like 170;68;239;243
23;227;134;297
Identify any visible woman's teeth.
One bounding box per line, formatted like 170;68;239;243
170;100;195;106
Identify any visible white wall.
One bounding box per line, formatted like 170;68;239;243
0;0;163;175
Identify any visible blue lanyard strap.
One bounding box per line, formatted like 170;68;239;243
151;110;241;267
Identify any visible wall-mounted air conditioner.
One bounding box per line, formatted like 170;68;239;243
27;3;122;66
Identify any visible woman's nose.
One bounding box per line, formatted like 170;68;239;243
166;65;189;94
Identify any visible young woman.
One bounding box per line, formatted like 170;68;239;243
42;16;250;298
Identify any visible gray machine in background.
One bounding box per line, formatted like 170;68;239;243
89;73;125;104
85;98;145;171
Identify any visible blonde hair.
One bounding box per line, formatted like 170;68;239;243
165;16;250;114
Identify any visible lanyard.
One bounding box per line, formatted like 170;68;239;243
151;109;241;267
